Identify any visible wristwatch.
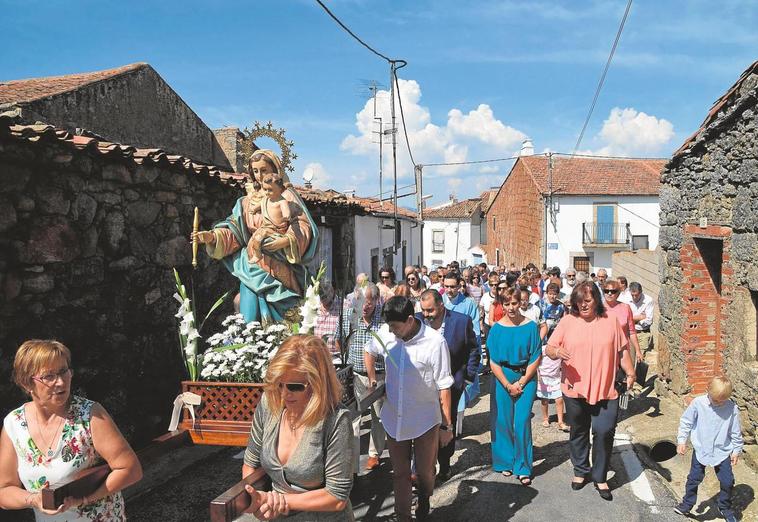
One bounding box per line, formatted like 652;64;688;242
439;424;453;432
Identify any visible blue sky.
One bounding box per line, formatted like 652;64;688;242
3;0;757;206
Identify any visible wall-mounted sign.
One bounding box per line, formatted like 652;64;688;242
548;243;559;250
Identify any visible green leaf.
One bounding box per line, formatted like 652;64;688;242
200;291;230;331
369;331;398;368
212;343;247;353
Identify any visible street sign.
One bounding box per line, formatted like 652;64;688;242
548;243;559;250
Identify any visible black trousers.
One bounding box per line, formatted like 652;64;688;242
563;396;619;483
437;387;464;472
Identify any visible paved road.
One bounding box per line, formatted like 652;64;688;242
120;373;682;521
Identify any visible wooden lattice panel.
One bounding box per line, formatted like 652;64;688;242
183;382;264;422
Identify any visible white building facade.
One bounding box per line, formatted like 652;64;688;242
544;195;660;275
354;213;422;281
422;195;493;268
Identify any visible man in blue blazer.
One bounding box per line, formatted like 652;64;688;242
417;289;481;481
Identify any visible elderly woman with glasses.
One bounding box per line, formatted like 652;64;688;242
602;279;642;364
0;340;142;520
242;335;354;520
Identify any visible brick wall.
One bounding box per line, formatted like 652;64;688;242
484;160;543;267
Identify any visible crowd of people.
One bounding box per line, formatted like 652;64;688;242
0;261;743;521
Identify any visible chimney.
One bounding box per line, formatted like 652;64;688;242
449;193;457;203
212;127;246;172
520;138;534;156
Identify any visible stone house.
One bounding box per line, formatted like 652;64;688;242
0;63;236;169
0;112;241;445
657;60;758;443
483;154;666;272
422;190;496;267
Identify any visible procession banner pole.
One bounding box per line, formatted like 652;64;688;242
192;206;200;269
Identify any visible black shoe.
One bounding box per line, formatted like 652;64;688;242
415;496;430;520
571;478;588;490
673;506;692;517
437;466;452;483
594;483;613;501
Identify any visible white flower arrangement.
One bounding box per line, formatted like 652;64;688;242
298;261;327;335
200;314;291;382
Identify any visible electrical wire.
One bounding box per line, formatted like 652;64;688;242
423;153;524;168
315;0;393;63
393;68;416;168
571;0;633;155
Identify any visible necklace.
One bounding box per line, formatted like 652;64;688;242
285;410;302;436
33;406;65;458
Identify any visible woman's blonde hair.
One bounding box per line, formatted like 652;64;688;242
708;376;733;401
264;335;342;427
13;340;71;393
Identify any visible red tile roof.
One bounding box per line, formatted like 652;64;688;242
518;154;666;196
424;198;481;219
0;112;241;186
0;63;149;105
671;59;758;161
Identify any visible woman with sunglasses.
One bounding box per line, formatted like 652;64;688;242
488;282;510;325
242;335;354;520
377;266;397;303
1;340;142;520
602;280;642;365
467;274;484;306
405;272;425;310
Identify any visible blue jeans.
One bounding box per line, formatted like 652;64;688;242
679;453;734;515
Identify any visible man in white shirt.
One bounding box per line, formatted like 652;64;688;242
617;276;632;304
365;296;454;521
561;267;577;304
629;281;655;358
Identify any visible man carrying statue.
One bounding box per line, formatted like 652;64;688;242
192;149;319;323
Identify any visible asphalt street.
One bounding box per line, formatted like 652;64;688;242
120;373;682;521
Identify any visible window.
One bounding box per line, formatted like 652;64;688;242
573;256;590;273
495;248;501;266
432;230;445;253
492;217;497;230
694;237;723;295
632;235;649;250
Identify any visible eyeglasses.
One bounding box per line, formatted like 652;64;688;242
407;277;417;281
381;275;391;280
497;286;508;290
33;367;72;386
603;288;620;295
278;382;309;393
566;275;576;279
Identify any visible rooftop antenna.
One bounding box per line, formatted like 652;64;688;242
358;79;391;207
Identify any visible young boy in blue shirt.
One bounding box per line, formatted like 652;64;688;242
674;376;743;522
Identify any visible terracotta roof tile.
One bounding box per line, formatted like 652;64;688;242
0;63;149;105
518;155;666;196
0;111;241;187
424;198;481;219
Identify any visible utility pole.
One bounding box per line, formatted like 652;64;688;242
544;152;554;268
415;164;424;265
389;61;399;253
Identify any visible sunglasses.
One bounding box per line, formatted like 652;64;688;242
381;275;391;280
278;382;309;392
603;288;620;295
33;367;72;386
407;277;417;281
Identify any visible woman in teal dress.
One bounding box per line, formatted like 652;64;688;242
488;287;542;485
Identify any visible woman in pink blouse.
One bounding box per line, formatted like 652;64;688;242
602;279;642;364
546;281;635;501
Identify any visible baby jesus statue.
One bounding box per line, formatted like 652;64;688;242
247;171;303;265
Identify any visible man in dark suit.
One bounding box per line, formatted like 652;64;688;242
417;289;481;482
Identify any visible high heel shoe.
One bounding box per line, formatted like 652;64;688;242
594;483;613;501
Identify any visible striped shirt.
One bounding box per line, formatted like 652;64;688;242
338;306;385;373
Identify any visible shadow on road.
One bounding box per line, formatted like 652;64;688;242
431;480;539;520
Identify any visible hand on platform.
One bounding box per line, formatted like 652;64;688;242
677;443;687;455
243;484;266;515
256;490;290;520
27;490;81;515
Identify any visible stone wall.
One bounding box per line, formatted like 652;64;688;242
11;63;231;169
658;68;758;444
612;248;661;340
0;133;241;446
483;161;543;267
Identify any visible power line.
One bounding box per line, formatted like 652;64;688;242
423;154;523;168
315;0;393;63
393;67;416;168
572;0;633;155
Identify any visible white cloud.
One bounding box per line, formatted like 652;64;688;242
340;78;527;181
302;162;330;189
581;107;675;157
478;165;499;173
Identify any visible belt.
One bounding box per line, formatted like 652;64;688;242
355;369;385;377
502;362;527;374
637;328;651;333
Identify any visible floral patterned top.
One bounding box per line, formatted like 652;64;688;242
3;395;126;521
